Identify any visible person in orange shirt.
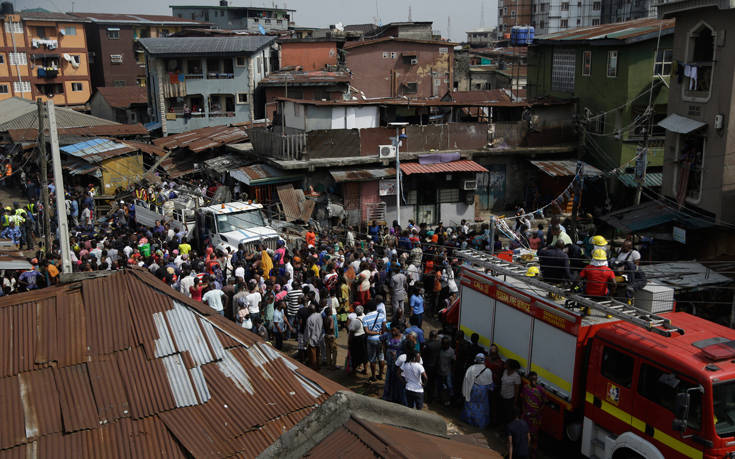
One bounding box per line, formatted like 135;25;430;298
305;227;317;248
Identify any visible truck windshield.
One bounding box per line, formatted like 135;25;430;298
215;210;266;233
715;381;735;437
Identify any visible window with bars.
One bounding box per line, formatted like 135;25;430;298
607;50;618;78
4;22;22;34
9;53;27;66
561;19;568;28
13;81;31;93
582;50;591;76
552;49;576;92
654;49;672;76
439;188;460;203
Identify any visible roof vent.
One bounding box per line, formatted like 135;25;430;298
219;0;228;6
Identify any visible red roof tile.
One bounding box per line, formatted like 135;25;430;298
400;159;488;175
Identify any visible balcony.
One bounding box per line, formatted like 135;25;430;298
31;38;59;50
683;62;712;100
37;68;59;79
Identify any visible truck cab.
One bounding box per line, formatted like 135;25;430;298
583;312;735;459
196;202;281;253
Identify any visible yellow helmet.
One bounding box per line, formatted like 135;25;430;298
4;206;10;212
526;266;540;277
591;235;608;246
592;248;608;261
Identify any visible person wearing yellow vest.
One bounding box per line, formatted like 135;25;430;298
0;209;9;228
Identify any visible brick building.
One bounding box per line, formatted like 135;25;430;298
279;38;340;70
344;37;455;99
0;10;92;106
259;71;349;121
69;13;208;88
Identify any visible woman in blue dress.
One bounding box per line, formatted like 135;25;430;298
460;353;495;428
382;325;407;405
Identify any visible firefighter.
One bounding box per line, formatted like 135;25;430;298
575;249;616;299
0;207;10;228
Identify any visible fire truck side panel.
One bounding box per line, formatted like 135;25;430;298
531;320;576;400
493;300;533;369
458;285;496;347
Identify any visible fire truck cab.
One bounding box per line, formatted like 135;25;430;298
583;313;735;459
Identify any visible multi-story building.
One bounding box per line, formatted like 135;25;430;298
140;35;276;134
69;13;208;88
528;18;674;169
657;0;735;227
1;10;92;106
344;37;455;99
466;27;497;48
531;0;603;36
170;2;293;32
498;0;533;38
279;38;340;71
601;0;656;25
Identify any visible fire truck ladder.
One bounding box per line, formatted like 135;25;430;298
456;249;685;337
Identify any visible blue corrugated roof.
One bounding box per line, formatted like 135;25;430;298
617;172;663;188
60;138;134;163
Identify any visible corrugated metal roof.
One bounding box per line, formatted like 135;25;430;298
0;98;119;132
139;36;276;56
0;269;339;457
617;172;663;188
536;18;675;43
259;71;350;87
153;125;248;152
231;163;303;186
658;113;707;134
530;159;603;177
95;86;148;109
8;124;148;143
330;167;396;183
400;159;488;175
60;138;136;163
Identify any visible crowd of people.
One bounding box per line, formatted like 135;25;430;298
0;173;655;459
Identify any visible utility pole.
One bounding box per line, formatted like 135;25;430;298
570;161;583;242
37;99;52;255
634;108;650;206
46;101;73;273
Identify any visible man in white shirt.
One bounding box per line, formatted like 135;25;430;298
179;269;195;298
245;280;262;322
615;240;641;266
202;287;226;315
402;350;427;410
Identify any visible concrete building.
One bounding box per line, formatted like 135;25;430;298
90;86;149;124
259;71;350;121
657;0;735;231
530;0;603;36
528;18;674;169
498;0;533;38
140;35;276;135
170;2;293;32
279;38;340;70
68;12;208;88
0;10;92;106
467;27;497;48
344;37;455;99
601;0;657;24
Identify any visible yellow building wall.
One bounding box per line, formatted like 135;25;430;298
101;155;143;193
64;80;90;105
36;92;68;105
62;51;88;78
0;92;12;101
57;23;86;49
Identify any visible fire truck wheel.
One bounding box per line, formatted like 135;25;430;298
612;449;645;459
565;420;582;442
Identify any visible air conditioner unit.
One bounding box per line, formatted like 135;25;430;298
463;179;477;190
110;54;123;64
378;145;396;159
410;58;418;65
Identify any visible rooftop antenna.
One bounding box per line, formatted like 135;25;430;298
408;4;412;21
375;0;380;25
447;16;451;40
480;1;485;27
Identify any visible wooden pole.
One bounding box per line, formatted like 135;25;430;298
46;100;73;273
37;99;52;255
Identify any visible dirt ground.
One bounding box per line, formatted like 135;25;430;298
281;315;579;458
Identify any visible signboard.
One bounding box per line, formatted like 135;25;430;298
673;226;686;244
379;180;396;196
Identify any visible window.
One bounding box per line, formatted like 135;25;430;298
9;53;27;66
439;47;448;54
498;8;503;16
577;18;581;25
552;49;576;92
503;7;508;15
593;1;601;9
600;346;634;388
71;82;83;91
0;54;4;64
107;29;120;40
540;20;545;29
592;18;600;25
4;21;22;34
161;29;170;37
13;81;31;93
113;80;125;87
686;25;714;96
607;50;618;77
403;82;418;93
561;2;569;10
235;56;246;67
264;19;271;24
70;55;81;65
0;85;7;94
110;54;123;64
391;51;398;59
36;27;47;39
638;363;701;430
676;134;705;202
383;51;390;58
256;56;262;74
582;50;591;76
439;188;460;203
654;49;672;76
63;26;76;36
237;93;248;104
511;10;516;17
561;19;568;28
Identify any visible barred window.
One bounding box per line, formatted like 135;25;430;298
552;49;576;92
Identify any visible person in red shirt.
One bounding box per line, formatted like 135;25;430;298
577;249;616;297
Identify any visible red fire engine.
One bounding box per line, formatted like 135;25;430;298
457;249;735;459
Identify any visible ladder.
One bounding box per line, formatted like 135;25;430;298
456;249;685;337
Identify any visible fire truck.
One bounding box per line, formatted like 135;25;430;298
456;249;735;459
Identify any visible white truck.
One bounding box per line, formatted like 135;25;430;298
135;199;281;252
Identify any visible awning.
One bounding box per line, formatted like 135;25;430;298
144;120;162;131
400;160;487;176
330;167;396;183
0;256;32;270
599;200;715;233
658;113;706;134
231;164;303;186
640;262;731;290
60;138;136;163
617;172;663;188
530;160;602;177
